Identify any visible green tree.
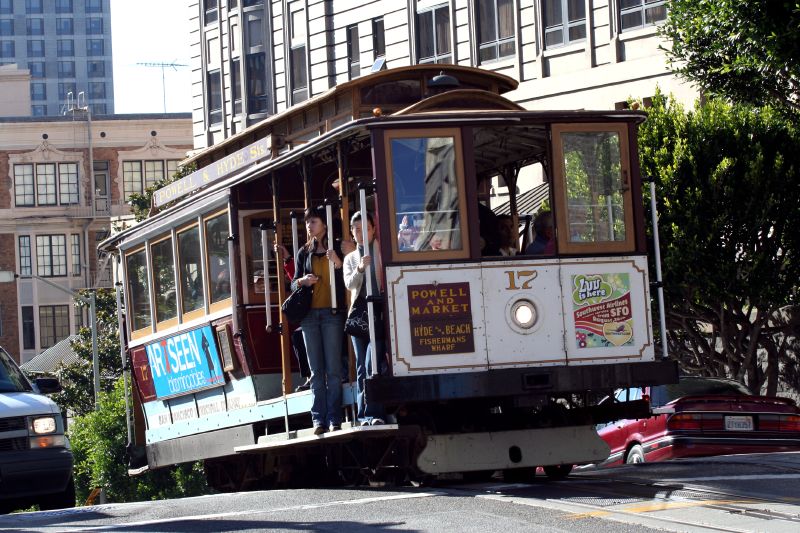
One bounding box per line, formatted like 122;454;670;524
639;90;800;395
52;288;121;417
661;0;800;117
70;378;210;503
128;163;196;222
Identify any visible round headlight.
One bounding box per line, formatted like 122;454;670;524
32;416;57;434
511;299;537;329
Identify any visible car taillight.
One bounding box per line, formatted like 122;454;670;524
779;415;800;432
667;413;723;431
758;414;800;432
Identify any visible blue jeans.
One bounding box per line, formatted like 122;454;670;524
351;335;387;423
301;308;345;427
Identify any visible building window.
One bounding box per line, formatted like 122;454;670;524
418;5;452;64
57;39;74;57
90;103;106;115
620;0;666;32
27;39;44;57
22;307;35;350
36;163;57;205
87;39;104;56
89;81;105;99
0;0;12;15
207;69;222;124
87;59;104;77
144;160;164;189
28;61;44;77
26;18;43;35
231;59;242;114
86;0;102;14
31;82;46;100
56;18;74;35
36;235;68;277
347;25;360;79
123;161;143;197
25;0;43;15
290;46;307;104
32;104;46;116
0;19;12;37
58;60;75;78
372;18;385;58
86;17;103;35
543;0;586;48
71;234;81;276
14;165;34;206
56;0;73;14
122;159;178;199
478;0;514;62
58;82;77;100
58;162;79;204
245;53;267;114
19;236;32;277
0;40;13;58
39;305;70;349
204;0;218;25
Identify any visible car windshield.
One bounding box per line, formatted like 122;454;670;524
0;347;33;393
656;378;750;405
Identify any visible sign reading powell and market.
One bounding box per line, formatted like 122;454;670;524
153;136;271;207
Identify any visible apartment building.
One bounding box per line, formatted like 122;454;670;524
190;0;698;151
0;113;192;363
0;0;114;116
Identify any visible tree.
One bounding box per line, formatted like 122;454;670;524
639;90;800;395
661;0;800;117
52;288;122;417
128;163;196;222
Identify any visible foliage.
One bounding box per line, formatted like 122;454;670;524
70;378;211;503
661;0;800;117
128;163;196;222
639;90;800;394
50;289;121;417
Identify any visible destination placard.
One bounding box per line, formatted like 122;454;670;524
407;282;475;356
153;136;271;207
144;325;225;399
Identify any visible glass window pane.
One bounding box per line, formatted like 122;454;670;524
151;238;177;323
568;0;586;22
645;5;666;24
434;8;451;55
14;164;35;206
561;131;627;243
568;24;586;42
123;160;142;198
37;163;56;205
205;214;231;303
391;137;462;252
144;160;164;189
71;234;81;275
417;11;434;59
178;226;204;314
126;249;152;331
22;307;35;350
59;162;79;204
19;236;32;277
478;0;497;44
498;0;514;40
544;0;562;27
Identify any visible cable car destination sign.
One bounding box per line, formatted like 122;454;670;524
153;136;272;207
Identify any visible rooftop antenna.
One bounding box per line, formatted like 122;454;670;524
136;60;188;113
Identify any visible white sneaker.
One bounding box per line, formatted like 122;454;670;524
369;418;385;426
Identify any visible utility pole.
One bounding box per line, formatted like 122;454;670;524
136;61;188;113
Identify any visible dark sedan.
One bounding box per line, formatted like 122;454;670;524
598;377;800;466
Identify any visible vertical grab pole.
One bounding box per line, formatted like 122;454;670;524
290;213;300;263
260;223;273;332
359;186;378;376
325;203;338;311
114;281;132;446
649;181;669;359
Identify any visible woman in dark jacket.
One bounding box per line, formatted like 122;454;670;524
291;207;347;434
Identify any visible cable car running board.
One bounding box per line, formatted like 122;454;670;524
234;424;401;453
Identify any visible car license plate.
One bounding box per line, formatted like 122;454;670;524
725;415;753;431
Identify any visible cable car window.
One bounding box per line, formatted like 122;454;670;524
178;225;205;317
386;129;469;260
125;248;151;333
150;237;177;325
552;124;634;254
205;212;231;304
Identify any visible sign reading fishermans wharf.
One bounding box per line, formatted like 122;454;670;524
153;136;272;207
407;282;475;356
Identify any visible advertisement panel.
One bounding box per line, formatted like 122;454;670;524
572;273;634;349
144;325;225;399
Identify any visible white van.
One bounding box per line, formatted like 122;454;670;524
0;346;74;512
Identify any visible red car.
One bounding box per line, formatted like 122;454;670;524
598;377;800;466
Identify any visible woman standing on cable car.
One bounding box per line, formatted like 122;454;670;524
291;207;347;434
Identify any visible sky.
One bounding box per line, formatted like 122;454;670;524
111;1;193;114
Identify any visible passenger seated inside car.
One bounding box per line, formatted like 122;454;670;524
524;210;555;255
496;214;519;256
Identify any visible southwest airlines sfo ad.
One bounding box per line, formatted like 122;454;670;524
145;325;225;399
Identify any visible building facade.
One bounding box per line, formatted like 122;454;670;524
0;113;192;363
0;0;114;116
190;0;698;150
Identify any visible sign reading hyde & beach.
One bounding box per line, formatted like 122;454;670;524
145;325;225;399
153;136;271;207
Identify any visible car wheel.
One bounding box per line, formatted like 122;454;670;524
39;476;76;511
543;464;573;480
625;444;645;465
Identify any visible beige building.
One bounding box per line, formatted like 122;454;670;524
0;64;32;117
0;113;192;363
190;0;698;151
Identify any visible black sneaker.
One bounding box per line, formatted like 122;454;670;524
313;425;326;435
